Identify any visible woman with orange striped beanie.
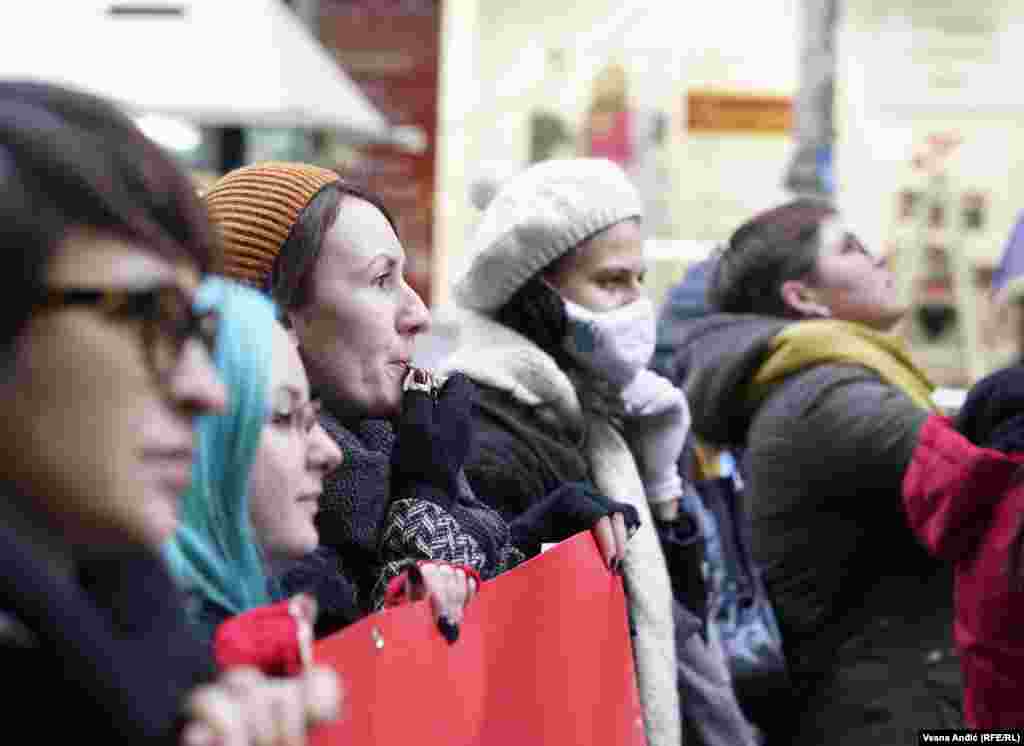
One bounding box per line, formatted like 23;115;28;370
203;163;637;643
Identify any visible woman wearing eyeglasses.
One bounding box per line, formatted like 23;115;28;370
167;278;343;654
0;82;340;745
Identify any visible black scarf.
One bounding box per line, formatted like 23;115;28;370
314;409;513;584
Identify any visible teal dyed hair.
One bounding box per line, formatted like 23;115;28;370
165;277;278;619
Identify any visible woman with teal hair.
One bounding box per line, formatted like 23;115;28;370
166;277;343;645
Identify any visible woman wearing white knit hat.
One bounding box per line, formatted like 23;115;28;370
442;157;758;746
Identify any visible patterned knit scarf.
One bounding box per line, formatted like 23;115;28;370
315;408;513;577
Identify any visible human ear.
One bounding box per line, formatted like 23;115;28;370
780;280;831;319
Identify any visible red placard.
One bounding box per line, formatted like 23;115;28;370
310;532;647;746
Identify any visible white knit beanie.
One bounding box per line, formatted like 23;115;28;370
454;158;643;313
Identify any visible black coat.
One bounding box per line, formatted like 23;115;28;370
465;382;592;522
282;411;521;632
466;383;705;629
0;522;212;743
283;403;632;635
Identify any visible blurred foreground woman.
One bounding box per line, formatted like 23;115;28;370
0;81;339;744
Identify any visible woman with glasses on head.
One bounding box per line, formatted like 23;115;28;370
167;278;343;662
0;81;340;745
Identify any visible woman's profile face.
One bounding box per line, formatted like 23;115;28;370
804;216;908;331
0;230;226;551
248;323;342;571
289;197;431;419
544;219;647;313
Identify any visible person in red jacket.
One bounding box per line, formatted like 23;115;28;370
902;364;1024;728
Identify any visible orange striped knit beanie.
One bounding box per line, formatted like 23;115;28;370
204;161;341;288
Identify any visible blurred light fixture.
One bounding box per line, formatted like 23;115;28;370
106;3;186;17
389;125;428;154
134;113;201;152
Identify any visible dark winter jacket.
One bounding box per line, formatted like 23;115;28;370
465;382;591;523
653;258;716;375
282;410;521;624
0;521;213;743
282;407;621;633
663;313;961;743
903;414;1024;728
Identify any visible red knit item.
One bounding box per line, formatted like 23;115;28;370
213;599;304;676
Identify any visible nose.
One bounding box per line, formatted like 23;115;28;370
308;422;343;475
167;338;227;415
396;277;431;337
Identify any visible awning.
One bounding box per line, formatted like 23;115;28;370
0;1;392;143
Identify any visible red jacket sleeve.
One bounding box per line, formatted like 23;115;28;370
902;414;1024;561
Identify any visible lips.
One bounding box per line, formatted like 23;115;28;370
296;491;322;504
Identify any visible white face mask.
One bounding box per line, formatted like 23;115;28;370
562;296;656;389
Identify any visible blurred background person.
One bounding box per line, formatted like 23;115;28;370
653;255;788;742
659;198;960;744
903;364;1024;728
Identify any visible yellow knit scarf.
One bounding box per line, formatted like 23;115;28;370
748;319;939;412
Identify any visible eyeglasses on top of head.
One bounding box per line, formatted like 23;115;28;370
33;284;219;383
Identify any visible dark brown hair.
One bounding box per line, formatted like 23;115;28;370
709;198;837;317
0;80;216;364
495;217;644;421
267;181;396;312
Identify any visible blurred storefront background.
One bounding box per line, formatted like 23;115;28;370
4;0;1024;381
317;0;438;305
435;0;1024;383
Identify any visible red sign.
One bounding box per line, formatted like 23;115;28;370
310;532;647;745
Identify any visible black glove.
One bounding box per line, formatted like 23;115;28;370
391;371;477;507
508;482;641;555
955;364;1024;451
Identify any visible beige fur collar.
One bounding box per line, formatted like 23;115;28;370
436;308;583;428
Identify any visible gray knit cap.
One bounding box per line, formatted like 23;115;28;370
454;158;643;313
